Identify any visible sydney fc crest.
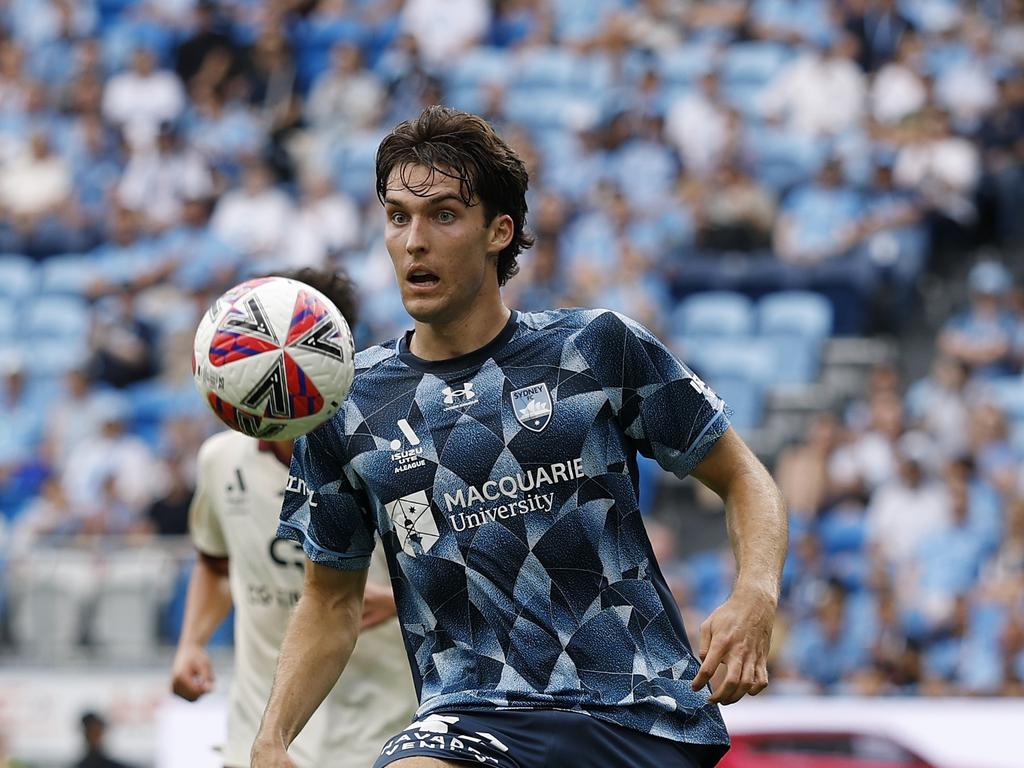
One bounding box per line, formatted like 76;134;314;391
511;383;553;432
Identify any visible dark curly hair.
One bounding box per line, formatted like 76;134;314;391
273;267;360;327
375;106;534;286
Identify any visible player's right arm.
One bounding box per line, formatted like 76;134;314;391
172;437;234;701
251;560;367;768
171;551;232;700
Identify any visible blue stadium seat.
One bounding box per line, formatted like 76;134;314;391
670;291;755;337
20;338;90;377
677;335;777;385
22;295;92;341
757;290;834;338
0;298;15;339
710;376;764;430
503;89;601;131
760;333;821;387
513;48;589;90
446;47;512;89
656;45;715;85
720;41;792;86
39;254;99;296
0;254;36;300
984;376;1024;421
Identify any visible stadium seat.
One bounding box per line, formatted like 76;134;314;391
0;254;36;299
757;290;834;338
656;45;715;85
0;298;15;339
720;41;792;87
678;335;777;384
709;376;764;430
670;291;755;337
445;47;512;89
39;253;99;295
983;376;1024;421
20;338;90;377
22;295;92;341
513;48;589;90
760;333;822;386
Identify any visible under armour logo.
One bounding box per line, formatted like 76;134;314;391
442;383;475;405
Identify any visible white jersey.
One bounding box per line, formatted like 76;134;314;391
190;431;416;768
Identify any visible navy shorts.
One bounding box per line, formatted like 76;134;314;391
372;709;727;768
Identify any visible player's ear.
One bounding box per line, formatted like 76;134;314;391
488;213;514;255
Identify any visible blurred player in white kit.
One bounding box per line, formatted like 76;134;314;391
170;268;417;767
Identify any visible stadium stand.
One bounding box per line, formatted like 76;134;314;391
0;0;1022;717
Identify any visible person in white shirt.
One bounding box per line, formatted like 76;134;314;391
399;0;490;67
760;34;866;137
171;268;417;768
665;71;731;178
870;34;927;124
101;46;186;150
210;160;294;258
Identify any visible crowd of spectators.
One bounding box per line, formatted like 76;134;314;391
0;0;1021;697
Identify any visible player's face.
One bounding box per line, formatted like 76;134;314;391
384;164;512;324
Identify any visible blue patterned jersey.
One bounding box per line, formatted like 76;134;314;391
278;308;731;748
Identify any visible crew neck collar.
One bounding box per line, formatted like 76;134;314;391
398;311;519;374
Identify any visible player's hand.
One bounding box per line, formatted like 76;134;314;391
171;643;215;701
690;583;777;705
361;582;398;630
251;737;297;768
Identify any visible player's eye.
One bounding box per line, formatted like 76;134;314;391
436;210;456;224
390;211;409;225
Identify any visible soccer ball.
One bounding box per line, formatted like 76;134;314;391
192;277;356;441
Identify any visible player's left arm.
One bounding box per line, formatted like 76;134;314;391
689;428;788;704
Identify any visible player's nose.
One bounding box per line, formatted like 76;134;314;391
405;216;429;255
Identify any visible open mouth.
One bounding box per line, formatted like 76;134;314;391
407;269;440;286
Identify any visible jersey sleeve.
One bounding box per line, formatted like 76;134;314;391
574;310;731;479
276;421;376;571
189;439;228;558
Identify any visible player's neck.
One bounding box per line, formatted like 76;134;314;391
409;298;511;362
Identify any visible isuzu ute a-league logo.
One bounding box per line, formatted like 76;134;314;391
511;383;552;432
385;490;439;556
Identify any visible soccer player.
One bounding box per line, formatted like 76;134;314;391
171;268;417;768
253;108;788;768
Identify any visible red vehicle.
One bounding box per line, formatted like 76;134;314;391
720;731;941;768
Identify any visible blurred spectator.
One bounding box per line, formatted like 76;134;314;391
183;84;263;173
101;46;186;150
400;0;490;66
43;369;122;470
145;458;193;536
938;261;1019;379
61;405;161;520
73;712;133;768
289;171;362;264
0;131;72;221
774;159;862;263
760;34;867;137
174;0;242;90
306;43;385;137
89;290;160;388
869;33;927;124
845;0;916;72
695;159;777;251
775;412;842;519
905;355;971;461
210;159;293;258
866;432;951;569
665;72;731;178
155;196;238;291
781;581;867;691
117;124;214;232
9;477;78;551
894;108;981;257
